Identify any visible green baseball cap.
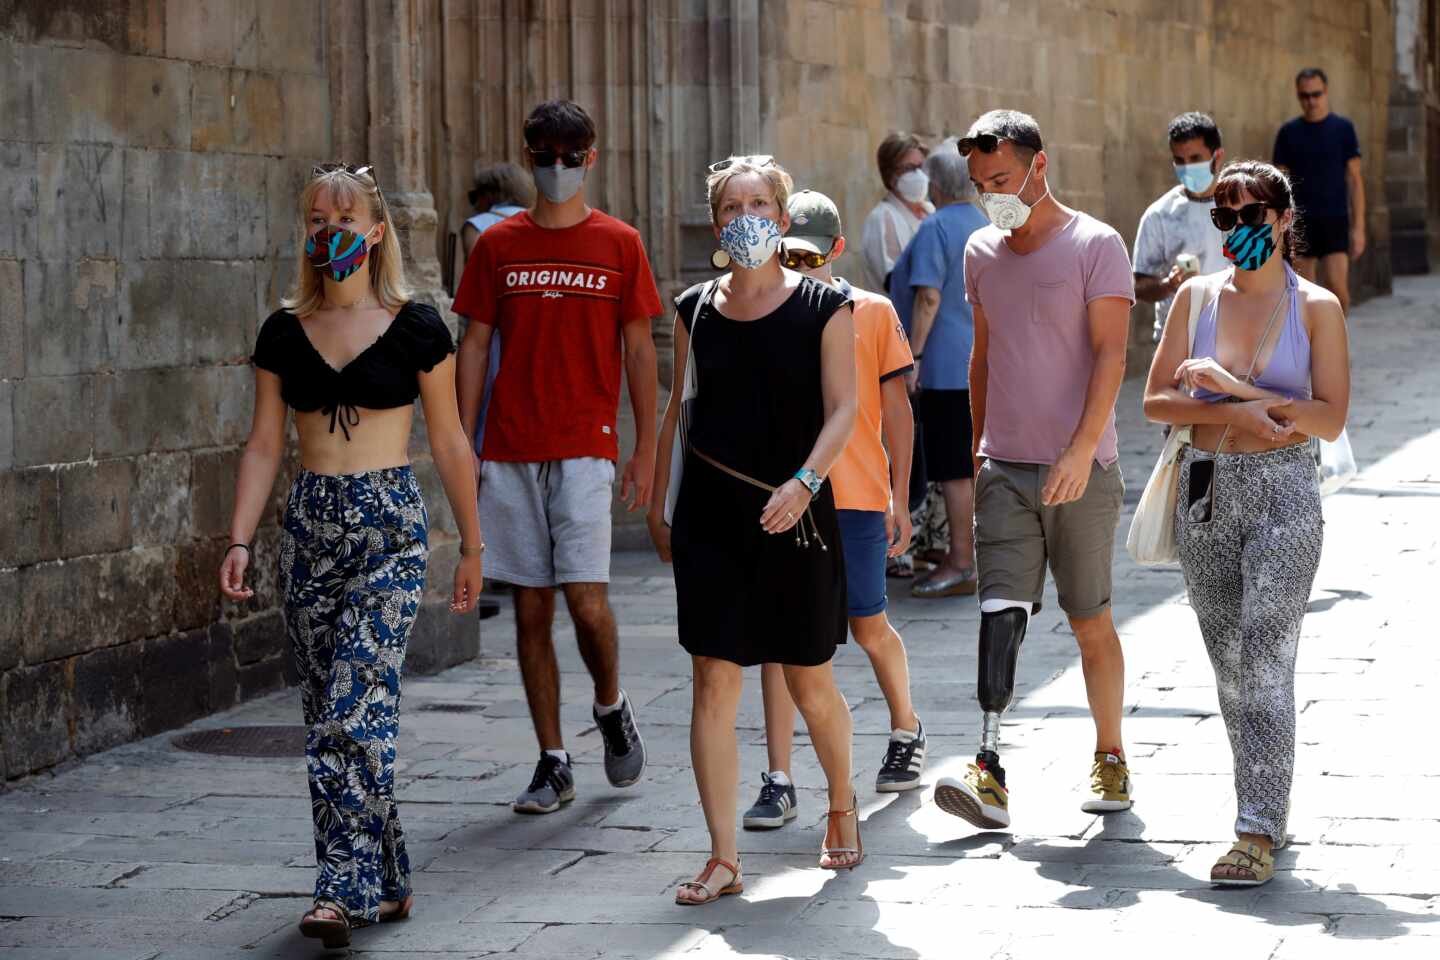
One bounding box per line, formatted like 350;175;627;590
786;189;842;255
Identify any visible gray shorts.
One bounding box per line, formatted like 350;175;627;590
479;457;615;587
974;458;1124;619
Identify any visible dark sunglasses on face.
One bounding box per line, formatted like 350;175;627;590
527;147;589;169
781;246;832;270
1297;90;1325;101
708;154;775;173
1210;202;1278;232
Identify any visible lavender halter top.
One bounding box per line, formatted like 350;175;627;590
1191;264;1311;402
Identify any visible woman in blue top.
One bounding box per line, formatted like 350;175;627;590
1143;161;1350;888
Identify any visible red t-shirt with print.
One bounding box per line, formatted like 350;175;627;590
452;209;663;463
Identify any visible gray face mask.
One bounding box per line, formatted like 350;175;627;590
532;162;587;204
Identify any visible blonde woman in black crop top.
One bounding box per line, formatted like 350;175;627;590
218;164;483;946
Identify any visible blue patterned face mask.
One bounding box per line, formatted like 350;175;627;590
718;213;783;270
1223;222;1277;271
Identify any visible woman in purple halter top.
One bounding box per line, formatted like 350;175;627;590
1142;161;1350;888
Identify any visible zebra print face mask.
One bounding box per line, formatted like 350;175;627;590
1222;222;1277;271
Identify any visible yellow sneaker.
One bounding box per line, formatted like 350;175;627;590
935;759;1010;829
1081;751;1133;813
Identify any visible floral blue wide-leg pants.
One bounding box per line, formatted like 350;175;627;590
279;466;428;923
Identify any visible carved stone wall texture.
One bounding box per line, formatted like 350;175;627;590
0;0;1421;779
0;0;470;782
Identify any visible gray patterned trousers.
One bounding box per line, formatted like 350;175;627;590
1176;443;1323;845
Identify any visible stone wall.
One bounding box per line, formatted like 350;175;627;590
0;0;471;783
1388;0;1440;273
755;0;1397;370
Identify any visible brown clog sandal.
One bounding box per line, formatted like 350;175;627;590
674;856;743;905
299;900;351;949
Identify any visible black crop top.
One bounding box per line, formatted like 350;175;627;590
251;301;456;440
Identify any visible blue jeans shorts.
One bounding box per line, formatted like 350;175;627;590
837;509;888;618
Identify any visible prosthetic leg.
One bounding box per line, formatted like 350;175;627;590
934;601;1030;829
976;605;1029;788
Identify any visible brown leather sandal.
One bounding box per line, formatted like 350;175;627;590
379;894;414;923
819;795;865;870
674;856;743;905
299;900;351;949
1210;840;1274;887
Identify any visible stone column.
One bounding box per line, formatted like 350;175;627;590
328;0;448;310
1389;0;1435;274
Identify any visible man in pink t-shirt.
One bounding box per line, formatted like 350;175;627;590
931;111;1136;834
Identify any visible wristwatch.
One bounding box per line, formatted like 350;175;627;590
793;468;823;497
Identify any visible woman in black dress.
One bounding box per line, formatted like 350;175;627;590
648;158;861;904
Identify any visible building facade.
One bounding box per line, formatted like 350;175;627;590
1;0;1430;781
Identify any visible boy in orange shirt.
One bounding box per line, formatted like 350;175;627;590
743;190;925;828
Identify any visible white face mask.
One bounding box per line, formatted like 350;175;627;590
895;168;930;204
977;154;1047;231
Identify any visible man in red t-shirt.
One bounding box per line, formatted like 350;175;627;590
454;100;662;815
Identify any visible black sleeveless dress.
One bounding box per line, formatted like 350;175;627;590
671;276;851;666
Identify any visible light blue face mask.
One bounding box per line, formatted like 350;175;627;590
1175;159;1216;194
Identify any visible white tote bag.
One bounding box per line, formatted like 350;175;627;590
663;281;717;526
1126;275;1219;565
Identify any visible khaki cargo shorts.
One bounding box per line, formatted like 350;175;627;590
974;458;1124;619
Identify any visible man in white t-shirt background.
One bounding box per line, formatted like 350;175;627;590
1132;112;1229;342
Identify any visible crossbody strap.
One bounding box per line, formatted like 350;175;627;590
1210;277;1291;452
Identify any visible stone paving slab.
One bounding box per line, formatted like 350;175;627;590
3;276;1439;957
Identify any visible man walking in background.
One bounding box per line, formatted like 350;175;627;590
1274;67;1365;314
933;110;1135;831
454;99;661;815
1133;112;1229;341
888;139;989;599
743;189;926;829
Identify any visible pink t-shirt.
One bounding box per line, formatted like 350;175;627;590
964;212;1135;467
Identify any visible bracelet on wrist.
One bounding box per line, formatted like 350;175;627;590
226;543;250;558
460;543;486;557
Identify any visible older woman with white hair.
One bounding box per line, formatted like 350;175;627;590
888;139;990;597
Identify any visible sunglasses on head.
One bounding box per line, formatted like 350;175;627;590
708;154;775;174
311;162;387;211
781;245;832;270
1210;202;1278;232
527;146;589;169
956;133;1001;157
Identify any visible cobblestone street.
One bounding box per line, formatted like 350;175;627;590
2;276;1438;958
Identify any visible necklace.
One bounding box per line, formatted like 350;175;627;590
329;294;375;310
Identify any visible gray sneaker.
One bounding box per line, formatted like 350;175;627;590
513;752;576;814
594;691;646;787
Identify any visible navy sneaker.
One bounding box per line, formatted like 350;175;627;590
742;772;798;830
875;718;927;793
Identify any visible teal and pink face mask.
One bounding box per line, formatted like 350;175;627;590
306;224;377;281
1222;222;1277;272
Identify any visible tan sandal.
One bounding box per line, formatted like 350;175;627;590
819;795;865;870
299;900;350;948
1210;840;1274;887
674;856;743;905
379;894;414;923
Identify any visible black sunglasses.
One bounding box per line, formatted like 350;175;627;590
708;154;775;174
1210;203;1277;232
1297;90;1325;101
527;147;589;169
956;134;1001;157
